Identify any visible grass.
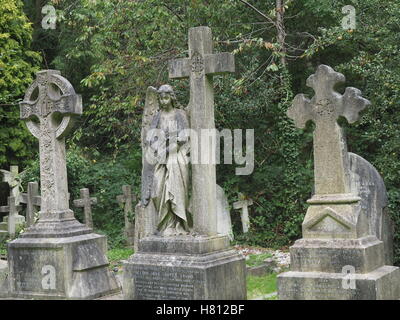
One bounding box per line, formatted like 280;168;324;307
245;252;272;267
107;247;134;269
246;273;278;300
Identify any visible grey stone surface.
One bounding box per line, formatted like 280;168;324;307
0;260;8;298
19;182;41;227
216;185;233;240
0;196;24;238
169;26;235;236
278;65;400;300
73;188;97;229
123;236;246;300
116;185;136;249
7;70;120;299
233;194;253;233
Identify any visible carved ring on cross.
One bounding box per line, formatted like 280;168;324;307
19;70;82;139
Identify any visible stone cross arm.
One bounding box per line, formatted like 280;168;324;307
0;197;22;214
116;185;136;205
233;199;253;210
73;188;97;208
169;52;235;79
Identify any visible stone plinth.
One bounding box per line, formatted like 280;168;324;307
8;228;120;299
123;235;247;300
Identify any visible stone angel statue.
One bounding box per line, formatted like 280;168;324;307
140;84;192;236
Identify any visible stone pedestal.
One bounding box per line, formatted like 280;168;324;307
123;235;247;300
278;237;400;300
7;210;120;299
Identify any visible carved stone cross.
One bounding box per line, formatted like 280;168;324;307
20;182;41;228
0;165;22;205
19;70;82;217
287;65;370;196
233;195;253;233
0;196;22;237
117;185;136;245
169;26;235;236
73;188;97;229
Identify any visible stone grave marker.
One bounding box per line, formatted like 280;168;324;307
233;194;253;233
277;65;400;300
7;70;119;299
0;196;22;238
19;182;41;228
116;185;136;249
216;185;233;240
123;27;246;300
73;188;97;229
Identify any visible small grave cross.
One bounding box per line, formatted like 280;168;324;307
117;185;136;244
0;165;23;205
0;196;22;238
233;194;253;233
20;182;41;227
287;65;370;195
73;188;97;229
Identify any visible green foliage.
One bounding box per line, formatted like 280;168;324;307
0;0;40;168
247;273;278;300
246;253;272;267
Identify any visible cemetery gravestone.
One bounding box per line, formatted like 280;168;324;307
233;194;253;233
116;185;136;249
123;27;246;300
73;188;97;229
216;185;234;241
277;65;400;300
19;181;41;228
7;70;119;299
0;196;22;238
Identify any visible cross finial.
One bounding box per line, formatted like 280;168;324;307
73;188;97;229
287;65;370;195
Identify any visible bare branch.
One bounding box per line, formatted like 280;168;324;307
239;0;276;26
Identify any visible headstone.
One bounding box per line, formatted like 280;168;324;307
277;65;400;300
7;70;119;299
116;185;136;249
19;181;41;228
123;27;246;300
233;194;253;233
0;196;22;238
73;188;97;229
216;185;233;240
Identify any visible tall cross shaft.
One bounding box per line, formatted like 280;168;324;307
116;185;136;232
19;70;82;216
233;198;253;233
287;65;370;196
169;26;235;236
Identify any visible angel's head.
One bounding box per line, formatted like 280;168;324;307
157;84;177;109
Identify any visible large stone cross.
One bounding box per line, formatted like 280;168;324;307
169;26;235;236
233;195;253;233
19;70;82;216
0;165;22;205
20;182;41;227
287;65;370;196
73;188;97;229
0;196;22;237
117;185;136;245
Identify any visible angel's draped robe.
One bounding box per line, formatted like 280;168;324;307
147;108;191;233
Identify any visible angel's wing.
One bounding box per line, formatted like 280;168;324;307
0;169;12;184
141;86;159;150
140;86;159;207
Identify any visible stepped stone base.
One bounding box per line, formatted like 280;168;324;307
278;266;400;300
278;236;400;300
7;216;120;299
123;235;247;300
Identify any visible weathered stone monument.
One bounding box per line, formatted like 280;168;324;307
278;65;400;300
7;70;119;299
20;181;41;228
0;166;26;234
123;27;246;300
73;188;97;229
216;185;233;240
116;185;136;249
233;193;253;233
0;196;22;238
